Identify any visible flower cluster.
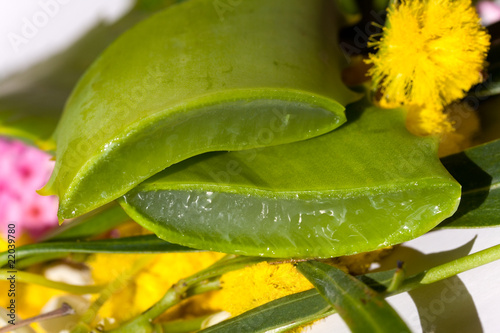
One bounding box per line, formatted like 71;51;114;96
366;0;490;156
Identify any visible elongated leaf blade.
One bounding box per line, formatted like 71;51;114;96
0;235;196;268
438;139;500;228
297;261;410;333
200;289;333;333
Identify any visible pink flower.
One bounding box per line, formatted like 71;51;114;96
477;1;500;25
0;138;58;239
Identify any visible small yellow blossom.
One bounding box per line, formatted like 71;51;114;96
406;103;480;157
88;252;225;326
367;0;490;108
212;262;313;317
210;248;392;318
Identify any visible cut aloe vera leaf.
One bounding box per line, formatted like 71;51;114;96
42;0;358;220
119;100;461;258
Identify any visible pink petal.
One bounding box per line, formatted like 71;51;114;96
478;1;500;25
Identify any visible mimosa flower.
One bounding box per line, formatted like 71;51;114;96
406;102;480;157
367;0;490;108
87;251;226;327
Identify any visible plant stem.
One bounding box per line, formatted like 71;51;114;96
390;243;500;295
0;303;74;333
15;253;68;269
386;261;405;293
70;255;156;333
0;270;105;294
108;256;266;333
155;314;213;333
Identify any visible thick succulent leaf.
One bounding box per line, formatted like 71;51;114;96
200;289;333;333
438;139;500;228
297;261;411;333
119;100;461;258
0;5;164;149
42;0;358;220
0;235;195;268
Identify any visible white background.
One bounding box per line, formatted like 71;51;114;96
0;1;499;332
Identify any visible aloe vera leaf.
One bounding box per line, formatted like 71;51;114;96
297;261;411;333
41;0;358;220
438;139;500;228
119;100;461;258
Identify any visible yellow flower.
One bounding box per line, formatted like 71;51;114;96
209;248;392;318
406;102;480;157
367;0;490;108
210;262;313;317
88;252;225;326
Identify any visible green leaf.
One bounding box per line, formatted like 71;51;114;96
119;100;461;258
0;235;196;268
206;243;500;333
40;202;130;241
297;261;411;333
199;289;333;333
42;0;358;220
438;139;500;228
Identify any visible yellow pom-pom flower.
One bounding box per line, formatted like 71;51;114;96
367;0;490;108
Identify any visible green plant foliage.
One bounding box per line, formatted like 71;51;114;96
199;289;333;333
0;235;195;268
439;139;500;228
297;261;411;333
120;100;461;258
42;0;358;220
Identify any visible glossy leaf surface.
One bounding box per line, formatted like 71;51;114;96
120;100;461;258
297;261;411;333
438;139;500;228
43;0;358;219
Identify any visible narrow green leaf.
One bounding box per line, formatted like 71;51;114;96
40;202;130;241
199;289;333;333
438;139;500;228
0;235;196;268
203;243;500;333
0;270;104;294
297;261;411;333
42;0;358;220
15;253;68;269
120;100;460;258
